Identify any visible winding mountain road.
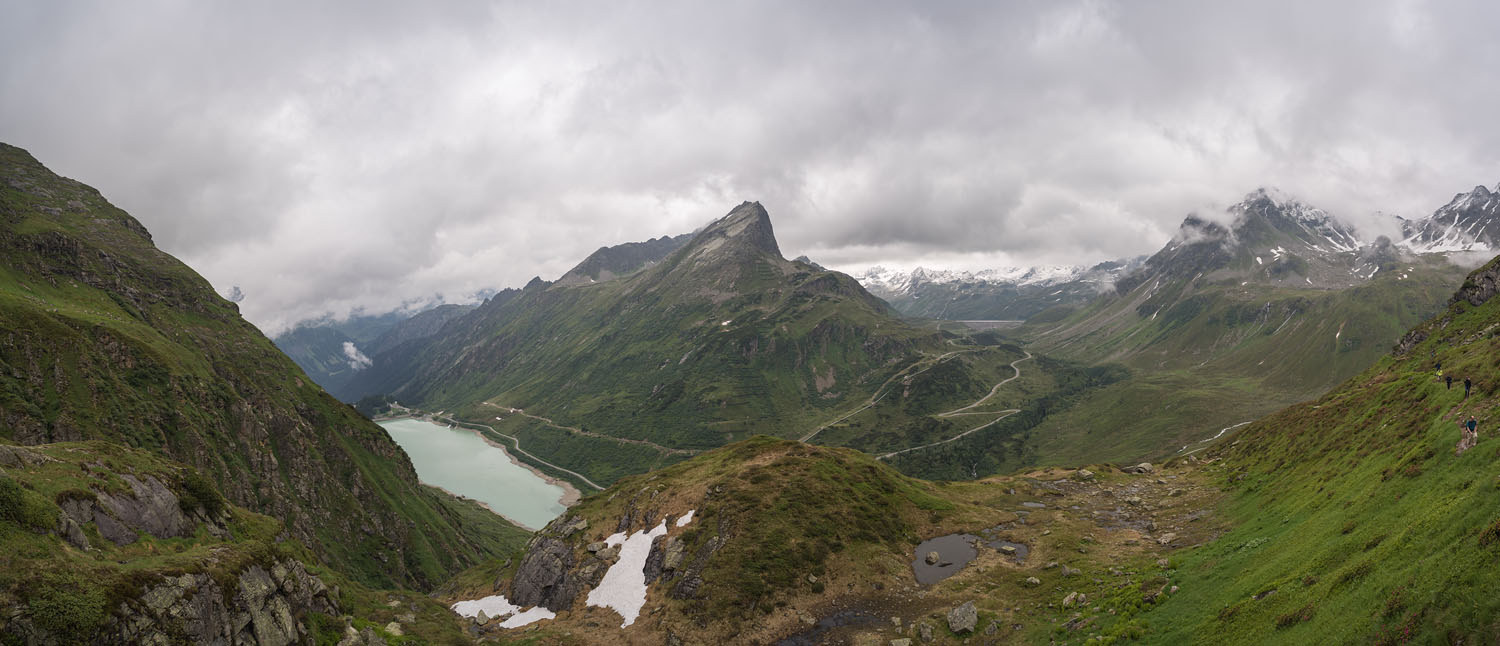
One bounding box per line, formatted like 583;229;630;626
799;346;981;443
798;344;1036;460
876;408;1022;460
936;351;1032;417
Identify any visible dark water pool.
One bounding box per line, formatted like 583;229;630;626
774;608;883;646
988;540;1030;562
911;533;980;584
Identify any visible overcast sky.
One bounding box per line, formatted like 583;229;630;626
3;1;1498;334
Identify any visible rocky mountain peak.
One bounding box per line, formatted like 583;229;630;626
687;201;781;259
1400;180;1500;253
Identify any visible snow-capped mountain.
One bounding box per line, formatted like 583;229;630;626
854;259;1144;321
1399;183;1500;253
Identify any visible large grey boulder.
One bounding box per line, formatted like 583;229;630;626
947;601;977;634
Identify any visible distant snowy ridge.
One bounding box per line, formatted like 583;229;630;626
1399;183;1500;254
856;264;1103;293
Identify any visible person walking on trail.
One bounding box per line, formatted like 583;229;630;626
1457;414;1480;455
1447;375;1453;390
1465;378;1473;399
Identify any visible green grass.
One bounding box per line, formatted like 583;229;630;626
1078;256;1500;643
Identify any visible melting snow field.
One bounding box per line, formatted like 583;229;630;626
449;509;699;631
587;510;697;627
450;595;556;628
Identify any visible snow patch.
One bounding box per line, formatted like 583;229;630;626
587;511;695;627
450;595;556;628
676;509;695;527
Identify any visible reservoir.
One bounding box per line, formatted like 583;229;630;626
378;417;567;530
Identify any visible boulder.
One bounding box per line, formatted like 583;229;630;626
1123;463;1154;474
586;541;606;553
1157;532;1179;546
1075;469;1095;481
946;601;977;634
916;622;934;643
1025;576;1041;586
1062;592;1085;608
924;551;940;565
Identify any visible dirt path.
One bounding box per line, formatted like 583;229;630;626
482;402;701;457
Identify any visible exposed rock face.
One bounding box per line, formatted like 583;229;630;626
0;444;54;467
55;474;212;546
6;559;337;645
1453;258;1500;307
510;537;579;611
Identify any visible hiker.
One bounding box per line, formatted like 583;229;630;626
1465;378;1473;399
1456;414;1480;455
1447;375;1453;390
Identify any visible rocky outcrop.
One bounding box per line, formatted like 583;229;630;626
4;559;338;645
56;473;219;547
509;537;580;611
1452;258;1500;307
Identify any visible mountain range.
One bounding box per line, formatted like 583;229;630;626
853;259;1145;321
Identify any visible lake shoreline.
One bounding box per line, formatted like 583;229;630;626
380;413;582;510
426;482;540;532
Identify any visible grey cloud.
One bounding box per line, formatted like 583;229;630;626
2;1;1498;333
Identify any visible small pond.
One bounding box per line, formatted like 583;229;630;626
911;534;980;585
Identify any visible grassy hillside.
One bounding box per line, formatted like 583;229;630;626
1095;254;1500;643
0;142;527;589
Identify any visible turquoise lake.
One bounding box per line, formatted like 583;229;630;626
378;418;567;530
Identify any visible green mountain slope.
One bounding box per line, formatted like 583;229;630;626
1015;190;1469;466
1117;254;1500;643
348;203;959;469
0;143;526;589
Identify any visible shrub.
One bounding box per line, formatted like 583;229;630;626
1478;518;1500;547
1275;603;1315;628
0;475;55;530
177;468;225;516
